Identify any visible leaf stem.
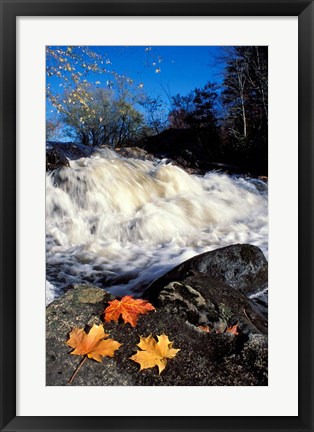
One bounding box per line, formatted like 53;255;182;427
243;308;253;325
67;356;87;385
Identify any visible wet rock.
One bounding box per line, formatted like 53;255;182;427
144;275;268;335
46;148;70;171
242;334;268;381
144;128;219;174
46;142;96;171
46;283;268;386
47;141;94;160
144;244;268;297
115;146;156;161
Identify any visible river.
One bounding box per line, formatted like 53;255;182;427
46;148;268;304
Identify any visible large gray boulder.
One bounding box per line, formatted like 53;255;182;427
144;243;268;297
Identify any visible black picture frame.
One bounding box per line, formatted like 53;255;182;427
0;1;313;431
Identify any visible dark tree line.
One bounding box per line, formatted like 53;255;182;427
165;46;268;173
221;46;268;169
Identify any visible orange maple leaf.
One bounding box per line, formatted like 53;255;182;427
226;324;239;335
104;295;155;327
130;334;180;374
66;323;121;362
198;325;211;333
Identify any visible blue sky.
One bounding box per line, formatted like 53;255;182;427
89;46;226;101
47;46;227;108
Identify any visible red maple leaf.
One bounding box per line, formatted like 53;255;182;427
103;295;155;327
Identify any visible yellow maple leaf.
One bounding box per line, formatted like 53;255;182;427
66;323;121;362
130;334;180;374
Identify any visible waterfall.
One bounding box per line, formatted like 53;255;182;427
46;148;268;301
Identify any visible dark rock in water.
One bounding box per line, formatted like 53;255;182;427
144;244;268;297
46;141;95;171
46;283;268;386
144;128;219;174
46;148;70;171
143;128;267;176
115;146;156;161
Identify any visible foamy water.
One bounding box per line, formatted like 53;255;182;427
46;148;268;303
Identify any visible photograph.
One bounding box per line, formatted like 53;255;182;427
45;45;268;386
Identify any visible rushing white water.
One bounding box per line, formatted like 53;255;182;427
46;280;57;306
46;148;268;302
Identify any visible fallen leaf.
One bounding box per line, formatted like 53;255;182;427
198;325;211;333
130;334;180;374
104;295;155;327
226;324;239;335
66;323;121;362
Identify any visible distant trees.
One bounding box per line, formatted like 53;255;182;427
59;84;145;147
46;115;63;141
138;95;167;135
168;93;194;128
46;46;146;147
168;82;219;131
221;46;268;153
164;47;268;173
166;46;268;155
166;82;221;158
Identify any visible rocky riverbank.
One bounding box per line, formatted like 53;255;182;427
46;140;268;178
46;244;268;386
